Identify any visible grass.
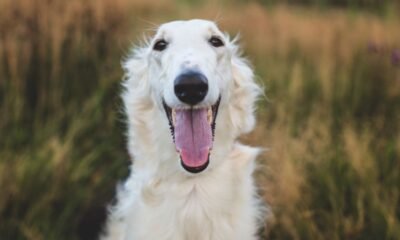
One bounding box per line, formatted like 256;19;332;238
1;0;400;239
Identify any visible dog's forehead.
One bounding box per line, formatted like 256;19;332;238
156;19;222;39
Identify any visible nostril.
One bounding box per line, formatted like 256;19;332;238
174;71;208;105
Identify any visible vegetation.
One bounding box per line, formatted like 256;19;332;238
1;0;399;239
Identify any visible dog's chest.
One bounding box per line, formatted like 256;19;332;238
133;177;238;239
178;187;216;238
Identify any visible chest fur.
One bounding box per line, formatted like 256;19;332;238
128;174;245;239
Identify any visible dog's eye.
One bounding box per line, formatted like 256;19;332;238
209;36;224;47
153;39;168;51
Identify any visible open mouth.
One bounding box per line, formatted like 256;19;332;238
163;97;221;174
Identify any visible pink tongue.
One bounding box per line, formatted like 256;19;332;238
174;108;212;168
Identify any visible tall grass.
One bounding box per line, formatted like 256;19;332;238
0;0;132;239
1;1;399;239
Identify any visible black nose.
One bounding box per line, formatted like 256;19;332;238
174;71;208;105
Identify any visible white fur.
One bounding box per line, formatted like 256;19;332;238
101;19;263;240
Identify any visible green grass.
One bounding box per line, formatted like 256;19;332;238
1;0;400;239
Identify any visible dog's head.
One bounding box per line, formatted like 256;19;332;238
123;19;260;174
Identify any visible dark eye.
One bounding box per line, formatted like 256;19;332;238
153;39;168;51
209;36;224;47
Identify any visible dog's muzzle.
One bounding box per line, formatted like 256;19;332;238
163;96;221;174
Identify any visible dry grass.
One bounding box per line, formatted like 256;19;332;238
1;0;400;239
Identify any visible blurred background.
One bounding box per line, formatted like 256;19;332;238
1;0;400;239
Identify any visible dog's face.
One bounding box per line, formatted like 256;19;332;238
148;20;234;173
150;20;230;109
123;19;259;175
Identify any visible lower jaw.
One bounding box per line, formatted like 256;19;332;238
163;96;221;174
180;157;210;174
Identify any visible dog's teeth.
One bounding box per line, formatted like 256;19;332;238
207;107;212;124
172;109;176;126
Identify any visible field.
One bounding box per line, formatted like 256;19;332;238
1;0;400;239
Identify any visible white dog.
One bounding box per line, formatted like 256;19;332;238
101;19;263;240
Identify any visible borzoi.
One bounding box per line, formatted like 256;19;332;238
101;19;263;240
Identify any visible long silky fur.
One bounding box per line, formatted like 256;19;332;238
101;20;264;240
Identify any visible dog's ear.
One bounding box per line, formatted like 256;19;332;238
121;46;155;160
122;47;150;96
228;53;262;135
121;45;154;111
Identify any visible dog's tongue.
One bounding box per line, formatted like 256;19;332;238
174;108;212;168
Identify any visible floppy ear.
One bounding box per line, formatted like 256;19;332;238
121;45;156;159
122;46;151;100
121;45;154;115
228;48;262;135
